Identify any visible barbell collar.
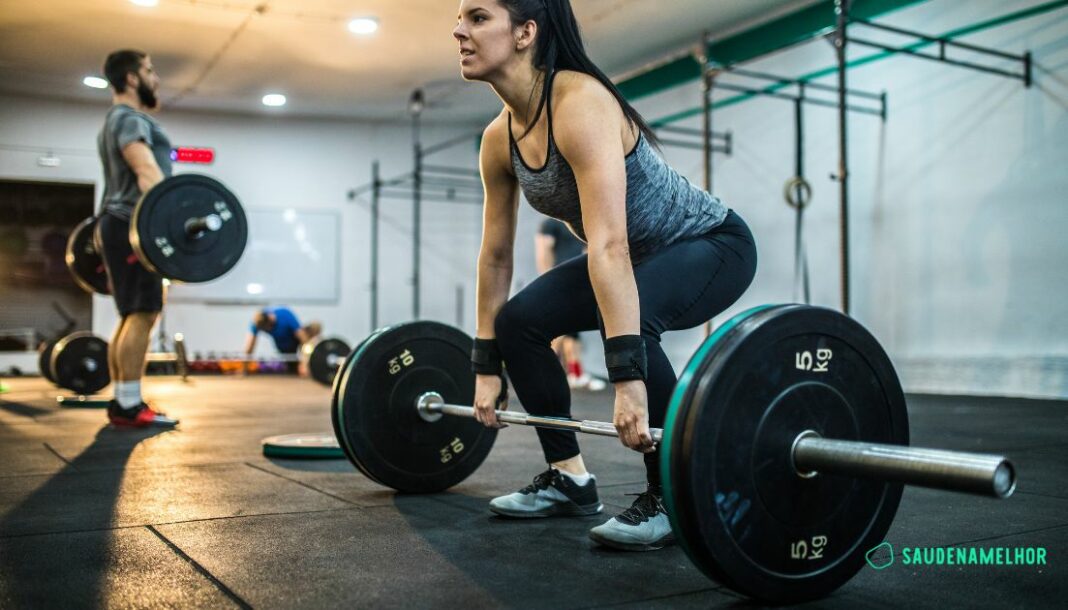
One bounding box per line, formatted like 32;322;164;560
184;214;223;237
792;431;1016;498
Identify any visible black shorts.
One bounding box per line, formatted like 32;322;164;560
95;213;164;317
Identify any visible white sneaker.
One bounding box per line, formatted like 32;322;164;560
588;491;675;551
489;468;603;518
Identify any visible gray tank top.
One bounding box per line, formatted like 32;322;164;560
509;73;728;262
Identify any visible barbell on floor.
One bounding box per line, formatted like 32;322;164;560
66;174;248;295
39;332;350;394
176;334;351;386
329;304;1017;604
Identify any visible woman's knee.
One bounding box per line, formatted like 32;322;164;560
493;297;539;350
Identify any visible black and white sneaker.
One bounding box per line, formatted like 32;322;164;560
588;490;675;551
489;468;602;518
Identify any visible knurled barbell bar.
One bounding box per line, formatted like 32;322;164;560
330;304;1017;604
66;174;248;295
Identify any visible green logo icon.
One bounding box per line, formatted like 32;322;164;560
866;542;894;570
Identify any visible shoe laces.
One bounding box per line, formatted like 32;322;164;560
520;468;560;494
616;491;665;525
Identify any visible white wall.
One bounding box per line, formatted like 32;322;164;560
0;93;485;357
620;0;1068;398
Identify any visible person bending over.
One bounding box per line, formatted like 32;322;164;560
456;0;757;550
244;306;321;375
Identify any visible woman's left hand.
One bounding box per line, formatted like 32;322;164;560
613;380;655;453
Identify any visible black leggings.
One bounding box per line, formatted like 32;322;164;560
494;210;757;487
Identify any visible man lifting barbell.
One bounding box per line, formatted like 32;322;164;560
94;49;177;428
85;50;247;427
455;0;757;550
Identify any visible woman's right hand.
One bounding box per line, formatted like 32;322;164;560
474;374;508;428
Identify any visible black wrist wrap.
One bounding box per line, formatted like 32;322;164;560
604;335;647;382
471;338;503;375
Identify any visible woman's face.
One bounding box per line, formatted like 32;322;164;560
453;0;522;81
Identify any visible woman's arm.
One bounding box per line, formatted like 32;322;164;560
475;112;521;340
472;112;521;428
552;75;638;339
553;74;653;453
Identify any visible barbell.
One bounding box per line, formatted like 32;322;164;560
329;304;1016;603
180;335;351;386
66;174;248;294
39;332;349;394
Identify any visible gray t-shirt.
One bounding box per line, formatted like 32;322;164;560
98;104;173;220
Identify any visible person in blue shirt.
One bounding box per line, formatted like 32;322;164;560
244;306;321;373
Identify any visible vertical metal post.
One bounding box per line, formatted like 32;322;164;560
700;33;715;338
412;108;423;320
835;0;851;314
371;160;380;331
794;91;810;305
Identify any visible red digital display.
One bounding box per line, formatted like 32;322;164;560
171;147;215;164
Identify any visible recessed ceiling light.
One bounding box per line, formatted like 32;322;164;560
347;17;379;35
262;93;287;107
129;0;160;7
83;76;109;89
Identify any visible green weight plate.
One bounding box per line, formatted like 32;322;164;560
262;433;345;459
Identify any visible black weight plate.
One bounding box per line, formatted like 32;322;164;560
334;321;497;493
663;305;908;604
331;330;386;484
38;339;60;384
131;174;247;283
51;332;111;395
304;337;351;386
65;216;110;295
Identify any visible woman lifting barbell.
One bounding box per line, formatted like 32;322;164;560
457;0;757;550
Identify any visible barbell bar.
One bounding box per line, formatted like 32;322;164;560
415;393;1014;498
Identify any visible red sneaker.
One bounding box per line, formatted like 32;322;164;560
108;400;179;428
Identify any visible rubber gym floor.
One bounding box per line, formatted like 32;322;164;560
1;375;1065;608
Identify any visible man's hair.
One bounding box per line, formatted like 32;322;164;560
253;311;274;331
103;50;147;93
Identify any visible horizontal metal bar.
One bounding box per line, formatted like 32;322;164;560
422;164;482;178
420;395;1015;498
793;434;1016;498
653;124;731;140
420;177;485;192
716;65;886;100
847;37;1027;82
713;81;884;117
657;138;729;152
427;400;664;443
849;16;1027;62
422;130;482;157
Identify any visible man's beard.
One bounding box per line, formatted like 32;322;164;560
136;78;158;110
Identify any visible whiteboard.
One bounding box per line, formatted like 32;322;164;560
167;208;340;303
